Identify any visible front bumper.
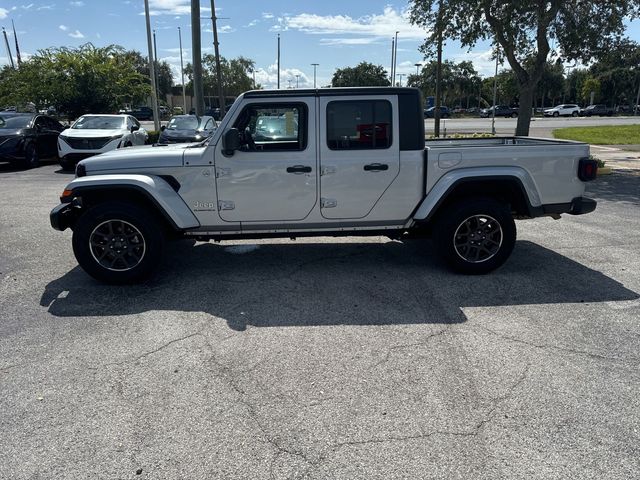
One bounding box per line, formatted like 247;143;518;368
50;202;79;231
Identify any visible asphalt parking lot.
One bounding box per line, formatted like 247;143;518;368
1;163;639;479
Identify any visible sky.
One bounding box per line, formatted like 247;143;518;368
2;1;640;89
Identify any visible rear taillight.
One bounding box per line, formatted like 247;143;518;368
578;157;598;181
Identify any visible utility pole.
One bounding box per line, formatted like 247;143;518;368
491;46;499;135
277;34;281;89
311;63;319;88
144;0;160;131
191;0;205;115
210;0;225;115
390;37;395;84
2;28;14;69
635;80;640;116
178;26;186;112
295;74;300;88
12;20;21;66
434;3;443;137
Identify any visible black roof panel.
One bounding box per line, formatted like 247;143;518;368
243;87;421;98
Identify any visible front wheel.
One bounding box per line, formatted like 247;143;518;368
510;112;517;118
434;197;516;274
572;111;578;117
72;202;165;284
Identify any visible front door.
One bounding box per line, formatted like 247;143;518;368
214;99;317;223
319;96;399;219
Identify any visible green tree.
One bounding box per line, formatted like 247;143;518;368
331;62;390;87
409;0;640;135
581;77;601;104
122;50;174;99
589;40;640;107
183;56;257;104
0;44;150;118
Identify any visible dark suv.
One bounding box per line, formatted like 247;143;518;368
480;105;518;118
130;106;154;121
579;104;614;117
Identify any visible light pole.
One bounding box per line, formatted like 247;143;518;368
277;34;281;89
295;74;300;88
144;0;160;131
396;73;404;87
311;63;319;88
153;29;160;110
390;37;395;84
491;46;499;135
287;79;292;89
178;26;186;112
393;31;399;84
414;63;420;76
2;28;14;69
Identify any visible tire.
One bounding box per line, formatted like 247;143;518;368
72;202;165;284
553;111;559;117
510;112;517;118
572;111;578;117
59;157;75;171
24;143;40;169
434;197;516;274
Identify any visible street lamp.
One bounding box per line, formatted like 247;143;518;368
295;74;300;88
311;63;319;88
414;63;421;76
396;73;404;87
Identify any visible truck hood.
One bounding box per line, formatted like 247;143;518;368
79;143;194;172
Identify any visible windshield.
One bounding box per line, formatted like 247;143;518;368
167;116;199;130
72;116;124;130
0;115;32;129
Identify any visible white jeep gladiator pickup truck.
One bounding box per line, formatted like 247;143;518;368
50;87;598;283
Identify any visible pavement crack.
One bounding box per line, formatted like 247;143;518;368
114;331;204;365
372;328;449;368
474;324;638;365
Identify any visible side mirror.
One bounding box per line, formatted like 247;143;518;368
222;128;241;155
160;125;166;131
131;125;140;132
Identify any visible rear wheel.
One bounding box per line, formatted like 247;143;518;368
72;202;165;284
572;111;578;117
510;112;517;118
24;143;40;169
434;197;516;274
553;111;559;117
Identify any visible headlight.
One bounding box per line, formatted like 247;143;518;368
194;134;203;140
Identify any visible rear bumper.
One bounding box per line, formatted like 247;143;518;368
541;196;597;216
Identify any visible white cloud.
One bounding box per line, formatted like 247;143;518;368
245;19;259;28
37;4;55;10
319;37;382;46
21;3;35;10
59;25;69;31
144;0;212;16
69;30;85;39
272;7;427;41
254;62;313;89
450;49;497;77
0;8;8;19
262;12;274;19
69;1;85;6
203;25;235;34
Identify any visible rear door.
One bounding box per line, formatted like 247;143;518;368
213;99;317;223
318;96;399;219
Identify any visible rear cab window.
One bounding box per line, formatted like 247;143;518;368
326;100;392;150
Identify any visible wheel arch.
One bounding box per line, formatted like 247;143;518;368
413;168;542;223
61;175;200;232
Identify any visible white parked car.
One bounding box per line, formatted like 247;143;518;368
57;114;148;170
543;104;580;117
